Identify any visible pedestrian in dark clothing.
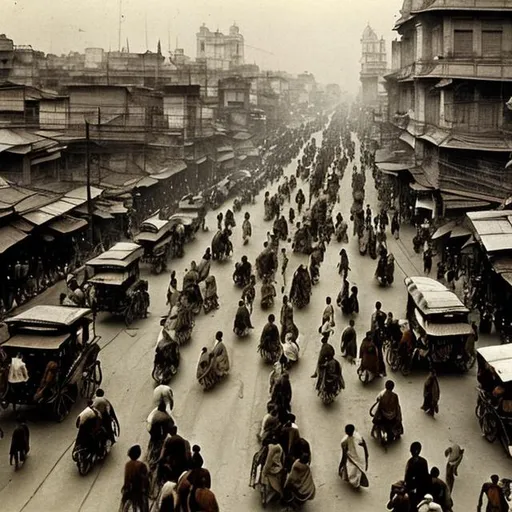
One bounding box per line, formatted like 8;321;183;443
423;248;433;274
430;466;453;511
391;212;400;240
216;212;223;231
404;441;430;509
478;474;509;512
10;416;30;469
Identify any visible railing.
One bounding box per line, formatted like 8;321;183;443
392;58;512;80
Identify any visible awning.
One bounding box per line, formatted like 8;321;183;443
462;236;476;250
432;221;456;240
152;164;187;181
47;215;88;234
415;197;435;210
399;131;416;149
408;166;434;190
0;225;28;254
31;152;61;166
10;218;35;233
217;152;235;163
450;226;471;238
377;162;412;172
409;182;432;191
135;176;158;188
196;156;207;164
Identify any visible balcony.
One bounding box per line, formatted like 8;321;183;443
413;0;512;12
389;58;512;82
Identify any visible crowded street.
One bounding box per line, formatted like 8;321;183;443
0;111;509;512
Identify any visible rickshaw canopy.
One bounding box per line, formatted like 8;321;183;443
87;242;144;268
405;276;468;316
139;214;172;235
477;345;512;383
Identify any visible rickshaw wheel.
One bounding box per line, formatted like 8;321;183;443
125;305;135;326
482;412;499;443
54;384;78;422
475;397;486;421
152;260;164;275
81;360;102;399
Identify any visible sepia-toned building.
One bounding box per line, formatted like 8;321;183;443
196;24;244;71
381;0;512;218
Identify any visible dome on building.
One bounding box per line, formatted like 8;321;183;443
362;24;378;41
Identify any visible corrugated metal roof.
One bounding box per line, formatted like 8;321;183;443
432;221;456;240
151;161;187;180
47;215;88;234
39;198;81;217
10;218;35;233
65;186;103;201
136;176;158;188
0;225;27;254
450;226;471;238
22;209;55;225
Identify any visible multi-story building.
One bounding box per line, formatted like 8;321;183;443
360;25;388;107
382;0;512;217
196;24;244;70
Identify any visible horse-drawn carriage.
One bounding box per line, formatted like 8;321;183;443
134;213;173;274
0;306;101;421
476;344;512;457
86;242;149;325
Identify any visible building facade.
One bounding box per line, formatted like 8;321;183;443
196;24;244;70
381;0;512;218
360;25;387;107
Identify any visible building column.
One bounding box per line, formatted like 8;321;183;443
415;22;424;61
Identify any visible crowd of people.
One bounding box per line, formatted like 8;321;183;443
2;106;508;512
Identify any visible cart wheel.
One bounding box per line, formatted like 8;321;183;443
125;305;135;326
153;260;164;275
475;397;486;421
81;360;103;399
54;384;78;422
482;412;498;443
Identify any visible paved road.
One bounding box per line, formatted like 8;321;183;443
0;127;507;512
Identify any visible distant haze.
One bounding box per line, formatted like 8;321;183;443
3;0;403;93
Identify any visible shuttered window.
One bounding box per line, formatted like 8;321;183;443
453;30;473;57
482;30;502;57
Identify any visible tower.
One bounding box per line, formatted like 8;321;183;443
360;24;387;106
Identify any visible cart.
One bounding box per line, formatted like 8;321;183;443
134;213;173;274
404;276;472;372
86;242;149;325
0;305;102;421
476;345;512;457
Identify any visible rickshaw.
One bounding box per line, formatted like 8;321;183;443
394;277;472;373
86;242;149;326
178;195;207;230
134;213;173;274
476;345;512;457
0;305;102;421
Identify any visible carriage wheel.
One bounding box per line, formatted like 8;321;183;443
482;412;499;443
81;360;103;399
125;303;135;326
54;384;78;422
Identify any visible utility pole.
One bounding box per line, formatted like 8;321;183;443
85;121;94;245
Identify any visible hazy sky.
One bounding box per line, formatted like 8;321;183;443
3;0;403;93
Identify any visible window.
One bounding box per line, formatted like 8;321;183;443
200;41;205;52
432;26;442;58
482;30;502;57
453;30;473;57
